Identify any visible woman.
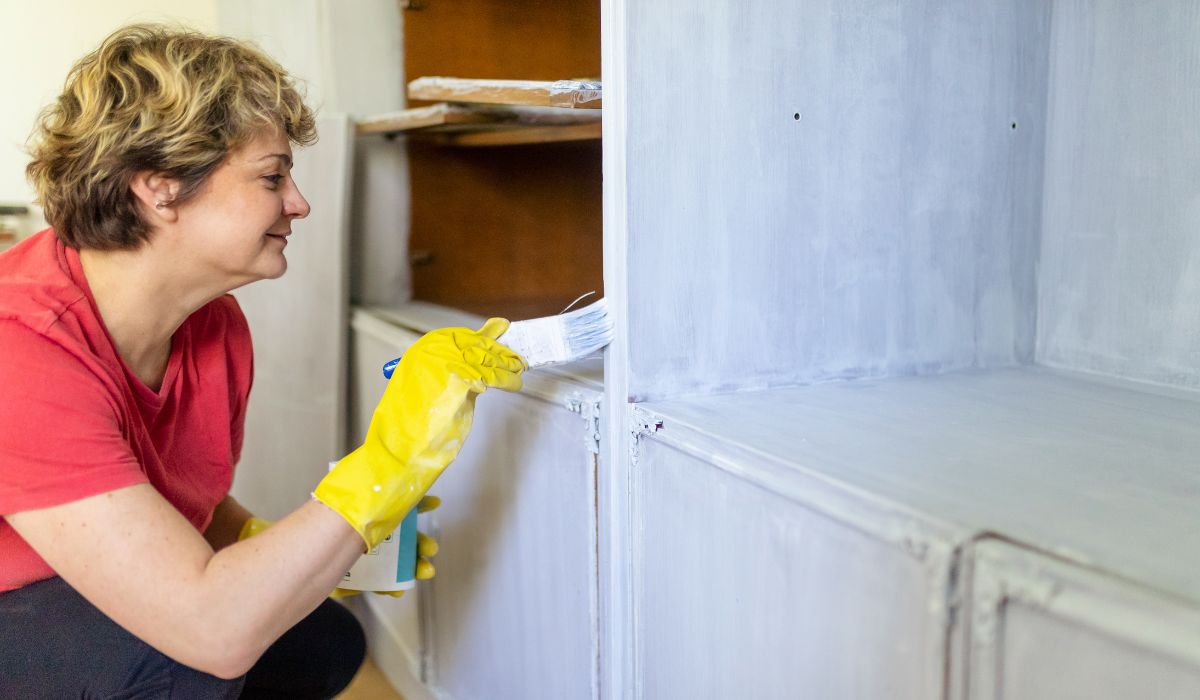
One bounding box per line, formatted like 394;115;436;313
0;24;524;698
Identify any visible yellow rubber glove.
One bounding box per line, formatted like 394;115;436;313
237;496;442;599
314;318;525;550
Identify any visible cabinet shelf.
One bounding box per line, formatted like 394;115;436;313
408;77;602;109
355;102;600;145
637;367;1200;606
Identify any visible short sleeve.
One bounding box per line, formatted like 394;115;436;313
0;321;147;515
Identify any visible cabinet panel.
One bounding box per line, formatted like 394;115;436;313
351;307;600;699
635;438;944;700
423;383;598;700
966;540;1200;700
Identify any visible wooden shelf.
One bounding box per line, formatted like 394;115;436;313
355;102;600;145
408;77;602;109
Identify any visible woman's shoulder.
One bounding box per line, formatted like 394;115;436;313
0;229;88;335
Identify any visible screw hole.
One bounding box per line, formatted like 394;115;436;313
1011;122;1017;130
794;112;801;121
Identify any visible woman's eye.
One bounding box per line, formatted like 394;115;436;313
263;174;284;185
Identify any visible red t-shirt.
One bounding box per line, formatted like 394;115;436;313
0;229;253;592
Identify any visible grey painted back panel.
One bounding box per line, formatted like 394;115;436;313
1038;1;1200;387
624;1;1050;401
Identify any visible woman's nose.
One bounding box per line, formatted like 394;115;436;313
284;182;311;219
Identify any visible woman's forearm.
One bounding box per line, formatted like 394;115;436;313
192;499;362;675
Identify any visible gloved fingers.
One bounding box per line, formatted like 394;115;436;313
330;587;361;599
479;366;523;393
417;532;439;558
476;317;510;340
417;495;441;513
463;343;526;373
238;516;273;541
445;360;491;394
416;558;436;580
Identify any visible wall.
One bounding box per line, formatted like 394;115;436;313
217;0;412;307
1037;0;1200;389
623;0;1051;402
0;1;218;236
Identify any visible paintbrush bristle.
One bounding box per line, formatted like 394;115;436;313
498;297;613;368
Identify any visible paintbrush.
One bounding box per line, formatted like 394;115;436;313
382;296;613;378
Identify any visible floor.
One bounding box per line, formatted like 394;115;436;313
336;657;405;699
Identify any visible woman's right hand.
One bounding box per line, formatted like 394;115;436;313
313;318;525;550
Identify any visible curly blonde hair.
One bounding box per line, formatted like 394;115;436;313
26;24;317;250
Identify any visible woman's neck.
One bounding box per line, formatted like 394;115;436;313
78;243;220;390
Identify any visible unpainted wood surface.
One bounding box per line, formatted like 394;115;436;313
637;438;942;699
402;0;599;86
402;0;603;319
408;77;602;109
407;139;603;319
1037;0;1200;389
430;122;601;147
640;367;1200;605
356;103;600;137
622;0;1050;401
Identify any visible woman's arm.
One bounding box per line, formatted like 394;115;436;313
5;484;361;679
204;494;254;550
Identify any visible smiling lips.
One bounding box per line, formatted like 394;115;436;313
266;231;290;242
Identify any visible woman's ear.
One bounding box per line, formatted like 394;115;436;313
129;171;181;222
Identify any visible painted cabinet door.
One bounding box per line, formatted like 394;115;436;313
965;539;1200;700
351;309;601;700
633;437;947;700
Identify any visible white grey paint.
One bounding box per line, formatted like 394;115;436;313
964;539;1200;700
640;367;1200;605
635;438;945;699
1037;0;1200;389
351;304;602;699
599;1;637;695
231;115;352;519
623;0;1050;401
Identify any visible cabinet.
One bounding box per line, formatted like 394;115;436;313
229;1;1200;697
350;305;602;699
347;2;605;697
603;0;1200;698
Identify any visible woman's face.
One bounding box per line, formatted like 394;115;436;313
172;127;310;288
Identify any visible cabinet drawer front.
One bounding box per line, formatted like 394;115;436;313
635;439;947;700
967;540;1200;700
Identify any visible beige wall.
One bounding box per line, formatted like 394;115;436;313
0;1;218;236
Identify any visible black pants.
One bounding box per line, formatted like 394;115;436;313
0;576;366;699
